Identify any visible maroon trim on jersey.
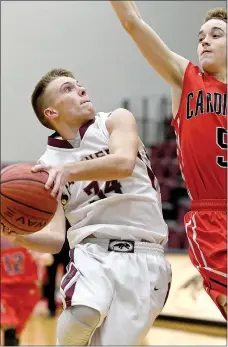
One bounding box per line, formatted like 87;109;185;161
61;260;79;308
79;119;95;140
137;152;156;190
47;119;95;148
61;262;77;291
48;136;74;149
65;281;77;308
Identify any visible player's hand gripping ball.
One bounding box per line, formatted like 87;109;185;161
31;163;71;201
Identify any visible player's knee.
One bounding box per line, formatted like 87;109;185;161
71;305;101;329
57;305;100;346
218;294;227;318
217;294;227;307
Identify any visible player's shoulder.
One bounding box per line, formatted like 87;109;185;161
181;62;206;92
96;108;133;131
95;111;113;122
93;111;113;139
97;108;133;124
184;62;202;78
37;146;61;167
96;108;131;120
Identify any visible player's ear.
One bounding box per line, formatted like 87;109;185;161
44;107;59;120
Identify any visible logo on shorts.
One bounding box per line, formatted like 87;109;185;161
108;240;135;253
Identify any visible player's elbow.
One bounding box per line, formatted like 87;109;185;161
122;13;139;33
51;238;64;254
50;232;65;254
118;156;136;178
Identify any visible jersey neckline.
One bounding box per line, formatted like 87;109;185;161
47;119;95;148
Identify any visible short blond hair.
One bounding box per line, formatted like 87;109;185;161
31;68;74;129
204;8;227;23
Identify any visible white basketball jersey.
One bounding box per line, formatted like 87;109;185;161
38;112;168;248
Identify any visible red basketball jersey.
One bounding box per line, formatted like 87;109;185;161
1;237;39;285
172;62;227;200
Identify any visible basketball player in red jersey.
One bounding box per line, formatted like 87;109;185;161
110;3;227;318
0;235;53;345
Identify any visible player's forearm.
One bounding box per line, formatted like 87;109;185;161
66;154;135;182
13;230;64;254
129;2;141;18
110;1;141;28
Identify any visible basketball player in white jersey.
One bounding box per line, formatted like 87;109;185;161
1;68;171;345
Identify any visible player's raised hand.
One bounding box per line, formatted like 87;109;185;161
31;163;70;201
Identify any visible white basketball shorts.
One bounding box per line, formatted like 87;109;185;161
60;238;172;345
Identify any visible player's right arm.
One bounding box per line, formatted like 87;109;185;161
110;1;189;87
1;203;65;254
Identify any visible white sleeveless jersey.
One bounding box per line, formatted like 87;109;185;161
38;112;168;248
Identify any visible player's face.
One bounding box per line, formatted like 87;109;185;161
44;76;95;126
197;19;226;74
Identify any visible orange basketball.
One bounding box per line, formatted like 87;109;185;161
0;163;58;234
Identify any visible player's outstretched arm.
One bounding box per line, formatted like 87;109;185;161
1;203;65;254
110;1;189;87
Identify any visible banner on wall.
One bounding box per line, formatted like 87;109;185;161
162;253;226;323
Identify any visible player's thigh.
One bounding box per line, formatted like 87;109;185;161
60;244;113;315
185;211;227;272
93;252;171;345
185;211;227;295
23;285;40;310
16;286;40;335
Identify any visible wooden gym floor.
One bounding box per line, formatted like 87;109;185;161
18;312;226;346
2;253;227;346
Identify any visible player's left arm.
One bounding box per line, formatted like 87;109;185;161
1;203;66;254
32;108;139;200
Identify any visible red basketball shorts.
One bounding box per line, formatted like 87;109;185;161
185;199;227;319
1;283;40;335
